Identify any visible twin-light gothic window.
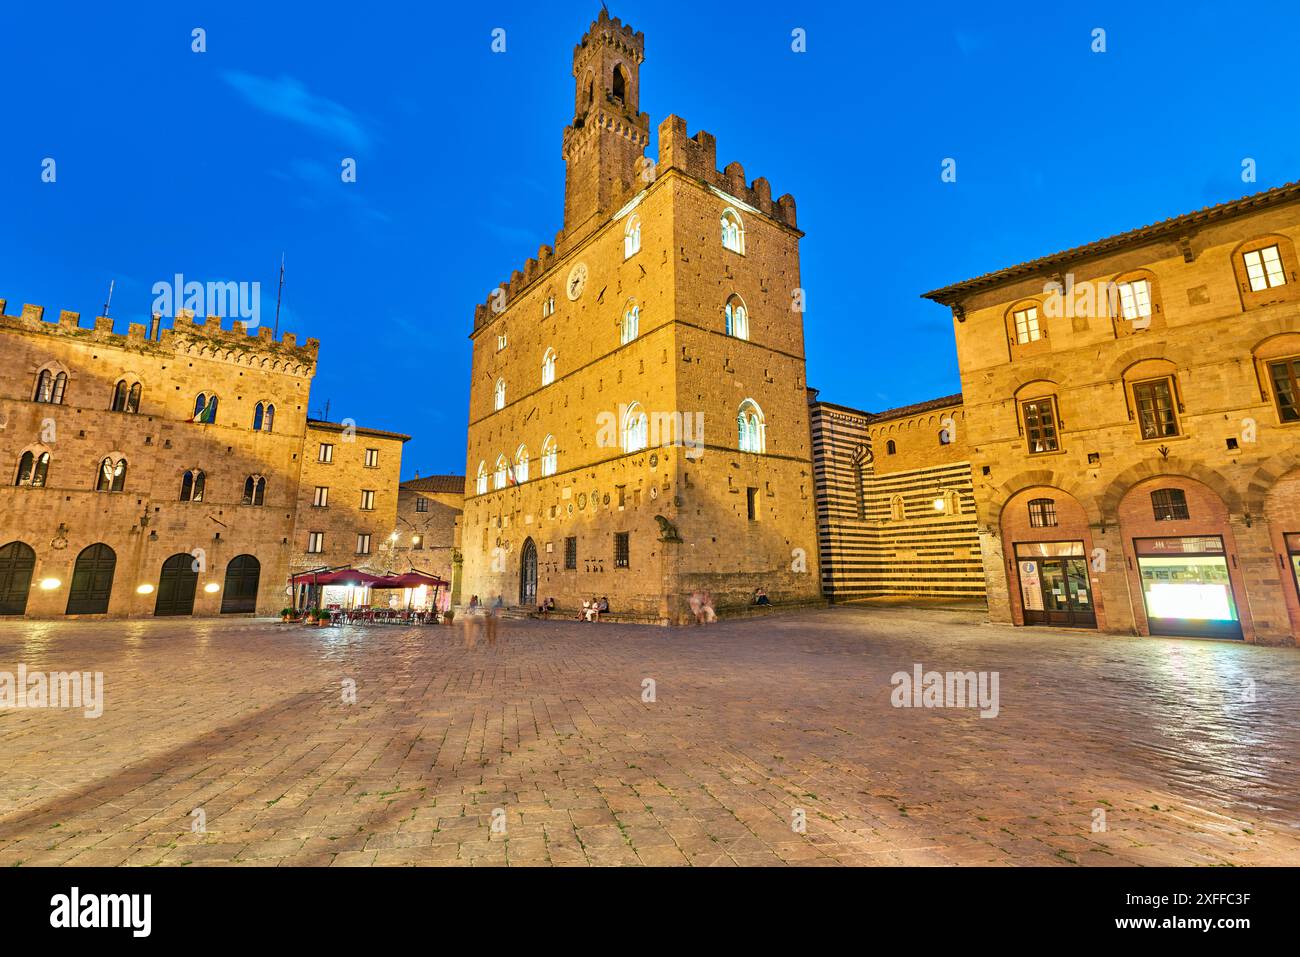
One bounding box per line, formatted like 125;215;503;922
14;450;51;488
721;208;745;255
111;379;142;413
624;214;641;259
541;348;557;386
737;399;766;453
494;378;506;411
621;301;640;344
725;295;749;340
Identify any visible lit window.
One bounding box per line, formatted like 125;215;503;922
413;535;423;550
621;301;639;344
1117;279;1152;321
494;378;506;411
1013;306;1041;344
307;531;324;553
356;533;372;555
1022;397;1059;453
1133;378;1179;439
623;403;648;453
737;399;766;453
1027;498;1057;527
476;461;488;495
514;445;530;483
542;348;557;386
494;455;507;490
541;435;557;477
721;208;745;254
1244;245;1287;292
361;489;375;510
624;214;641;258
1151;488;1190;522
725;295;749;340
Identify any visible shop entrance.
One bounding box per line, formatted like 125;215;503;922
1133;536;1242;640
1014;541;1097;629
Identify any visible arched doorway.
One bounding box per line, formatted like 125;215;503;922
519;538;537;607
154;553;198;617
66;543;116;615
0;541;36;616
999;487;1099;629
221;555;261;614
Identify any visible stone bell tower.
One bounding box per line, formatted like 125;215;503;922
561;10;650;237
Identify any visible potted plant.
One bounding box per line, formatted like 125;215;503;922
315;608;332;626
280;607;295;623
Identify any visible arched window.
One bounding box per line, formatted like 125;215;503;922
725;295;749;340
242;475;266;506
514;444;530;483
111;379;141;412
541;435;557;477
192;392;218;424
612;64;627;103
15;450;50;488
624;214;641;259
95;456;127;492
889;495;906;522
180;468;206;502
1151;488;1189;522
541;348;557;386
494;455;508;490
252;401;275;432
34;369;68;404
886;439;897;455
737;399;766;453
621;300;639;344
1027;498;1058;528
939;428;953;445
939;489;960;515
494;378;506;411
720;208;745;254
623;402;648;453
476;461;488;495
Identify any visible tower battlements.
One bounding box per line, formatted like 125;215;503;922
658;115;797;230
0;299;319;375
573;10;644;68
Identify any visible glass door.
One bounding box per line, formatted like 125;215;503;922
1014;542;1096;629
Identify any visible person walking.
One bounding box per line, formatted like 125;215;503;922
464;595;481;649
487;594;503;646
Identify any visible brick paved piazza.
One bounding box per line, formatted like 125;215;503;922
1;607;1297;866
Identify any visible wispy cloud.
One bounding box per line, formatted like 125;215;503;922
222;71;374;153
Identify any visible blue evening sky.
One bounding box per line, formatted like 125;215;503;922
3;1;1297;476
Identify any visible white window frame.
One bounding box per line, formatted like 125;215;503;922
356;533;371;555
1013;306;1041;344
318;443;334;463
307;531;324;553
313;486;329;507
360;489;375;510
1244;245;1287;291
624;214;642;259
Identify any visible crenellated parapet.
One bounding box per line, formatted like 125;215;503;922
574;9;644;66
657;115;797;230
0;300;319;377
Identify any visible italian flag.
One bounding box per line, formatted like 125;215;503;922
189;396;217;424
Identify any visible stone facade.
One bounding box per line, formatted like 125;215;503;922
925;181;1300;646
809;390;984;603
459;11;821;621
392;474;465;602
0;301;407;619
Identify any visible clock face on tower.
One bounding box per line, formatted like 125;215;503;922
566;261;589;300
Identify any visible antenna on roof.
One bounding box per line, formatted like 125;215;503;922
274;253;285;337
102;279;115;318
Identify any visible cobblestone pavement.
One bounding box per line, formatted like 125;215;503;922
1;607;1297;866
